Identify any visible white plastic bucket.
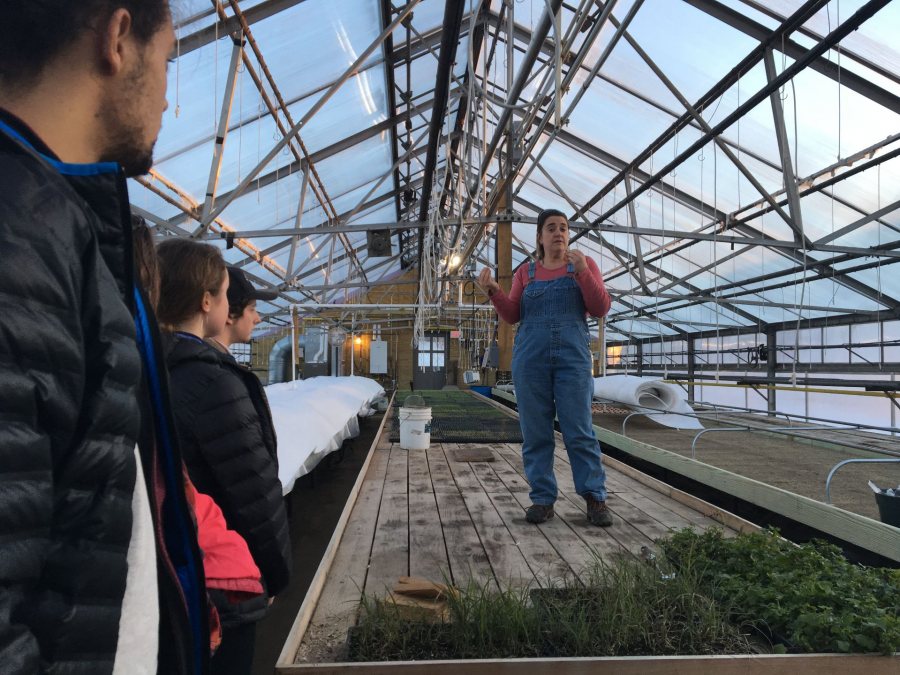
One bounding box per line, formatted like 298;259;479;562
398;406;432;450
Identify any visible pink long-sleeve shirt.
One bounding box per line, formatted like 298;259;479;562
489;257;611;325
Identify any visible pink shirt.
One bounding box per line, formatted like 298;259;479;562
489;257;611;325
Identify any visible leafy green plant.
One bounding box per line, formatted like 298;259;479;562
348;553;755;661
660;528;900;654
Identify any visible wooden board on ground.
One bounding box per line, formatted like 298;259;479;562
449;445;496;462
444;446;489;493
280;653;900;674
383;443;408;495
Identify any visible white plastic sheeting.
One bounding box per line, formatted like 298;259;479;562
593;375;702;430
265;376;385;494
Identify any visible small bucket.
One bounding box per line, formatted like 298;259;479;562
874;491;900;527
470;385;492;398
399;406;432;450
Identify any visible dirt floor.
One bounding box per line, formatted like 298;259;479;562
592;410;900;522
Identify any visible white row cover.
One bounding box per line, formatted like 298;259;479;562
265;375;385;494
593;375;702;430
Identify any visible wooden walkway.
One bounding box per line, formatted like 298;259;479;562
285;398;751;667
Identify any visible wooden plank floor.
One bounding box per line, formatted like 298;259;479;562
292;418;744;665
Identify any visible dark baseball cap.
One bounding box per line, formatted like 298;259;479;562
226;266;278;305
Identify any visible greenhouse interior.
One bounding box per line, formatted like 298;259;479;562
152;0;900;669
3;0;899;672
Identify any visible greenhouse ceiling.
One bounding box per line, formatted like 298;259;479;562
134;0;900;342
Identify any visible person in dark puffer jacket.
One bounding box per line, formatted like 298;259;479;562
0;3;209;675
157;240;291;675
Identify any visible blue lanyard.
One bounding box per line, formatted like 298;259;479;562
175;331;204;345
133;289;204;674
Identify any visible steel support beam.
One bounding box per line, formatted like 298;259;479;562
201;38;243;221
607;17;804;244
166;98;441;228
199;0;422;229
623;176;650;293
285;169;310;278
684;0;900;112
570;0;829;231
763;48;806;245
815;199;900;246
380;0;403;223
455;0;613;264
573;0;892;240
214;0;368;282
228;177;426;271
509;0;634;205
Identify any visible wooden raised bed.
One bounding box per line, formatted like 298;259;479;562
276;391;899;674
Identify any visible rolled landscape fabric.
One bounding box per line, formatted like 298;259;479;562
592;375;703;429
266;376;385;493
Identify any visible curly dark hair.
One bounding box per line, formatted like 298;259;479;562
0;1;171;88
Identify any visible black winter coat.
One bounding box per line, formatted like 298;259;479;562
0;115;208;675
166;337;291;607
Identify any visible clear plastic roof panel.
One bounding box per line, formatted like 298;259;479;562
138;0;899;337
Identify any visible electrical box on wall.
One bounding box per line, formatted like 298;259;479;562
370;340;388;374
482;343;499;368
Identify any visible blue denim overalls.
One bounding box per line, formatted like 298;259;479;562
511;261;608;506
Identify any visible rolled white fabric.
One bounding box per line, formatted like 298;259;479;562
266;376;386;493
592;375;702;429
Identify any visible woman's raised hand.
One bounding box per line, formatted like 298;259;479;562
477;268;501;296
565;249;588;274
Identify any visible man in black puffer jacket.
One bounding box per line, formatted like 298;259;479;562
0;3;208;674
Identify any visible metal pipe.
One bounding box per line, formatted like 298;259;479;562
416;0;466;227
825;458;900;504
290;305;297;385
691;424;859;459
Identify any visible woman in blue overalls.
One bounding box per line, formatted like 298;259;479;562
478;209;613;526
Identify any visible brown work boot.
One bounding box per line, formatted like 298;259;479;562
525;503;554;524
585;496;613;527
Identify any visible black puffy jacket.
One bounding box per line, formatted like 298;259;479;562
0;115;208;675
166;336;291;606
